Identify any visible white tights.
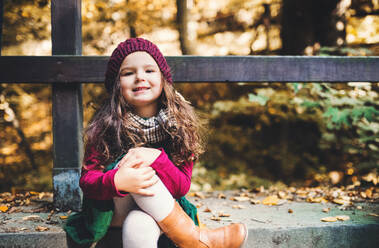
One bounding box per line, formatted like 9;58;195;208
110;175;175;248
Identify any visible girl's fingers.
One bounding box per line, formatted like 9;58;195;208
142;169;156;180
141;176;159;188
122;158;144;169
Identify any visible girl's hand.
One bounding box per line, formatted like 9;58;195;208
118;147;162;169
114;162;158;196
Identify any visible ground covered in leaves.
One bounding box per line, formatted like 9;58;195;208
0;182;378;233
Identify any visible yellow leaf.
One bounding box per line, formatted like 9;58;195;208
332;199;350;205
250;199;261;205
0;205;9;213
278;191;287;199
336;215;350;221
230;196;250;202
262;195;279;206
321;216;337;222
35;226;49;232
59;215;68;220
218;212;231;217
217;193;226;199
22;215;42;221
194;192;205;199
365;189;372;198
232;204;245;209
288;209;293;213
322;208;330;213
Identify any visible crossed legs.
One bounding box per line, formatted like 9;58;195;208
111;175;175;248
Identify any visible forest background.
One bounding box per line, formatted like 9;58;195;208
0;0;378;193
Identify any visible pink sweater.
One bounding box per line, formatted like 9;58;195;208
79;148;193;200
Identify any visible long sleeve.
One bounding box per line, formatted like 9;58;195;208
150;149;194;199
79;148;127;200
80;147;193;200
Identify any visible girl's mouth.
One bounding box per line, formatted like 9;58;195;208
132;87;150;92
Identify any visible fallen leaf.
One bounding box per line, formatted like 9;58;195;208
203;207;212;213
230;196;250;202
22;215;42;221
0;205;9;213
307;197;327;203
278;191;287;199
332;199;350;205
321;216;337;222
365;189;372;198
38;192;46;200
210;216;221;221
288;209;293;213
194;192;205;199
336;215;350;221
262;195;279;206
368;213;379;217
322;208;330;213
218;212;231;217
195;203;203;208
356;206;362;210
217;193;226;199
250;199;260;205
35;226;49;232
59;215;68;220
360;191;367;198
232;204;245;209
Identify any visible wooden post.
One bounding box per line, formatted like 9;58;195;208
51;0;83;211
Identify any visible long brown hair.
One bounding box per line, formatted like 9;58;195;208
84;75;205;168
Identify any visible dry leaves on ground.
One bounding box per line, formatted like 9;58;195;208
0;192;53;213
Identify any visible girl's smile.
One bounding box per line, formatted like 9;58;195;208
119;51;163;117
132;86;151;93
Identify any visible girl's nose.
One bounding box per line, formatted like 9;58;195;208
136;70;146;82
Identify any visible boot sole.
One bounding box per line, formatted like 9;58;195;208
240;223;248;248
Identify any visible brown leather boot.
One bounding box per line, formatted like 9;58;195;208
158;202;248;248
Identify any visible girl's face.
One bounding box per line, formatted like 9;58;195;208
119;51;163;117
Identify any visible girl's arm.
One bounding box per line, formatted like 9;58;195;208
79;148;128;200
150;149;194;199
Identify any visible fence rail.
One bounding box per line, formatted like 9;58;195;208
1;56;378;83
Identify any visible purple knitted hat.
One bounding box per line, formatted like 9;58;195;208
105;37;173;93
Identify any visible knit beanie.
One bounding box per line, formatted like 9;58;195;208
105;37;173;93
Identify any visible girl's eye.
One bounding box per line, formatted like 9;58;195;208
146;69;155;73
122;72;133;76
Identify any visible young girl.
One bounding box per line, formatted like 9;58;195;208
65;38;248;248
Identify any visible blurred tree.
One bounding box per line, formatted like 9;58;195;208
176;0;194;54
280;0;342;55
0;0;3;52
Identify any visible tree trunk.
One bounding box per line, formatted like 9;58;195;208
280;0;342;55
126;0;137;38
0;0;3;55
176;0;194;54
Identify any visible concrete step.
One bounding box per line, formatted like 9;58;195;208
0;192;378;248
